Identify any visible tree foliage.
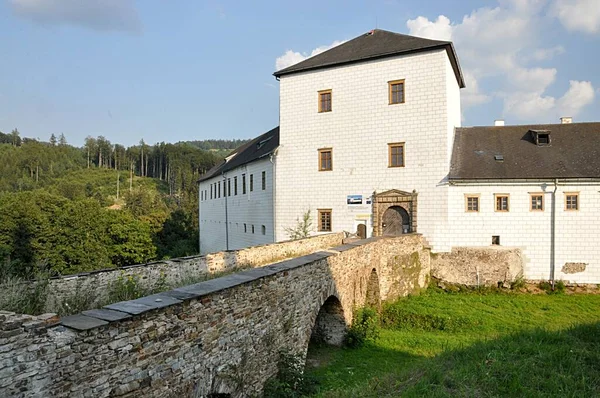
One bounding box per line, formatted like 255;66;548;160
0;130;225;277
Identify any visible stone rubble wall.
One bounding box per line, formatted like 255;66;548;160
0;234;429;398
43;233;345;313
431;246;524;287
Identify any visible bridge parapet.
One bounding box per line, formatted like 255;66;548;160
0;234;430;398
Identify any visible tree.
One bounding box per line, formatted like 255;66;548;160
49;134;57;146
10;129;21;147
284;210;313;240
58;133;67;146
84;136;96;168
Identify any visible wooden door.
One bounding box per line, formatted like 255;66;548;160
382;206;409;235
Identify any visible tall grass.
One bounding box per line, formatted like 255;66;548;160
308;289;600;397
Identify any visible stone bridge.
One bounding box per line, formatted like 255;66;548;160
1;235;431;397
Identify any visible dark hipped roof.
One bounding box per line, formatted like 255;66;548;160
274;29;465;88
199;126;279;182
449;123;600;180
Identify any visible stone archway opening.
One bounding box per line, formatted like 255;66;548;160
382;206;410;236
372;189;417;236
310;296;347;347
365;268;381;310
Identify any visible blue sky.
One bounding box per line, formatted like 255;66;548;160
0;0;598;147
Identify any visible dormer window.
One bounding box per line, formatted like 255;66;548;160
530;129;551;146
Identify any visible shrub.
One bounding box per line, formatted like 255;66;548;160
538;280;566;295
57;280;99;316
0;275;49;315
107;273;148;302
344;307;380;348
263;351;319;397
510;276;526;290
284;210;313;240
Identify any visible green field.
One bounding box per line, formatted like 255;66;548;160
306;289;600;397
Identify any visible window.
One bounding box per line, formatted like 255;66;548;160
234;176;238;195
210;184;212;199
318;148;332;171
495;194;509;212
251;225;255;234
261;225;266;235
227;178;231;196
388;143;405;167
530;194;544;211
388;80;405;104
244;223;247;233
242;174;246;194
262;171;266;190
218;181;221;198
318;89;332;113
250;174;254;192
465;195;480;212
492;236;500;245
565;193;579;210
318;209;332;232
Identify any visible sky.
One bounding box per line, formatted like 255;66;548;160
0;0;598;147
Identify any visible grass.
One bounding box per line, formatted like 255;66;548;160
306;289;600;397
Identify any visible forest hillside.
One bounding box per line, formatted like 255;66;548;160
0;128;246;278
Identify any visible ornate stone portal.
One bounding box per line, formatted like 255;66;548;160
372;189;418;236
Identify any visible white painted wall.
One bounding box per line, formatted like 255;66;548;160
199;157;275;254
276;49;462;247
445;182;600;284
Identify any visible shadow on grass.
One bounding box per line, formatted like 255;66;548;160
312;322;600;398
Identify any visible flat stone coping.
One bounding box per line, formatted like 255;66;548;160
61;314;109;331
59;237;381;332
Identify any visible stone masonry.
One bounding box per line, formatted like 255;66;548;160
42;233;345;313
0;234;430;398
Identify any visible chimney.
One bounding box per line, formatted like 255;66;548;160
494;119;505;127
560;117;572;124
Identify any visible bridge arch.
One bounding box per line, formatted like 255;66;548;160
310;295;347;346
365;268;381;310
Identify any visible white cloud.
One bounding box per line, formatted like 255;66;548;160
405;15;453;41
275;40;346;71
461;71;492;108
551;0;600;34
9;0;141;33
407;1;595;121
511;67;557;92
530;46;565;61
557;80;595;116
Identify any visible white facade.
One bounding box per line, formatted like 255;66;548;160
199;157;274;254
444;182;600;284
275;49;461;246
198;32;600;284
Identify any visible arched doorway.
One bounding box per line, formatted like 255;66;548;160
372;189;417;236
356;223;367;239
310;296;347;346
382;206;410;235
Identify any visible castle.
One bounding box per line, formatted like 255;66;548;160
199;29;600;284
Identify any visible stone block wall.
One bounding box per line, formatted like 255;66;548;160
431;246;524;287
43;232;345;314
0;234;429;398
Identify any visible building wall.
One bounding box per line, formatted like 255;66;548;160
445;182;600;283
276;49;461;248
199;157;275;254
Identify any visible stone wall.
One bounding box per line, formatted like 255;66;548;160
431;246;524;287
43;232;345;313
0;234;429;398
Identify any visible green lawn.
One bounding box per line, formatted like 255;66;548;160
306;289;600;397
